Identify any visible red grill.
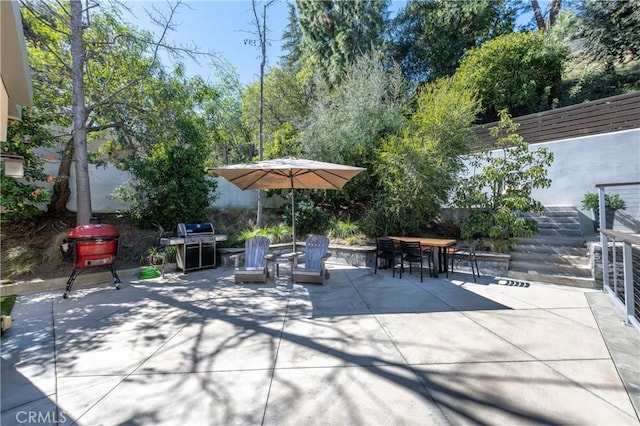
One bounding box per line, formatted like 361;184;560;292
61;223;121;298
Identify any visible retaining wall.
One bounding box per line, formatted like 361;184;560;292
36;129;639;222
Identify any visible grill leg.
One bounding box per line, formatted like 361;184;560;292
63;268;82;298
108;264;121;289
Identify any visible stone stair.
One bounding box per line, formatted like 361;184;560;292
507;207;596;288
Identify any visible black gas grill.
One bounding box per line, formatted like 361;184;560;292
160;223;227;273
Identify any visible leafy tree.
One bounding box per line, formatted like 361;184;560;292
265;122;302;160
20;1;211;224
109;70;217;230
281;3;304;69
299;55;409;217
389;0;518;83
578;0;640;63
22;0;165;223
1;111;54;219
204;68;254;166
291;0;388;87
454;31;568;121
454;110;554;243
241;64;315;160
364;78;479;236
21;1;78;216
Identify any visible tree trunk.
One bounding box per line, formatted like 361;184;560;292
530;0;546;30
531;0;562;31
548;0;562;29
70;0;92;226
253;0;273;227
47;137;74;213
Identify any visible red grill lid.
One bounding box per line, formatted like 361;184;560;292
68;224;119;239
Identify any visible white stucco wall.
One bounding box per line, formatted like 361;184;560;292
42;159;284;213
213;177;285;209
36;128;639;231
42;159;133;213
530;128;639;208
461;128;640;232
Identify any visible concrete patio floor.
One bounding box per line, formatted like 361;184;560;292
1;262;639;425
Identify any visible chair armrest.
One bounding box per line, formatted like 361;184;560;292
229;252;244;268
285;251;305;268
265;253;275;269
289;252;301;268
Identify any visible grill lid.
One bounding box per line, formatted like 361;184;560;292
177;223;214;236
68;224;119;239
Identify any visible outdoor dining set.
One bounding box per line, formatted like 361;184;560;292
375;236;480;283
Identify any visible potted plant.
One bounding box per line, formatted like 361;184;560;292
581;192;626;231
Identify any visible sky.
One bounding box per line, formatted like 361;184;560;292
121;0;538;86
121;0;408;85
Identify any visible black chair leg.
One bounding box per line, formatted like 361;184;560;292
444;251;449;278
472;259;479;282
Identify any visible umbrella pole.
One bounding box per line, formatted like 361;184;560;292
291;188;296;253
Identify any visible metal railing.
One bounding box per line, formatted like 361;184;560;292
596;182;640;328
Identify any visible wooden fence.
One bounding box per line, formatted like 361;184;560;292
474;91;640;146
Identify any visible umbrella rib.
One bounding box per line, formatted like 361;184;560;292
293;169;349;189
229;169;281;190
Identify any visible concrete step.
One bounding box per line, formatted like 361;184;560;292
540;206;580;214
533;214;581;221
522;207;579;218
507;270;595;288
536;228;585;237
509;252;590;267
517;236;587;247
509;260;592;278
534;219;581;228
511;245;587;256
507;206;596;288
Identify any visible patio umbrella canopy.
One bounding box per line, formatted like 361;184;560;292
206;157;365;251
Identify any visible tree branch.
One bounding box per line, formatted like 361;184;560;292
86;0;217;115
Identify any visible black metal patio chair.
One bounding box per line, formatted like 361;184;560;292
375;238;402;277
449;240;480;282
399;240;432;282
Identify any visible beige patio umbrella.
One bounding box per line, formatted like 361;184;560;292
206;157;365;252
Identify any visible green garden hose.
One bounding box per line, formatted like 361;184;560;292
138;266;161;280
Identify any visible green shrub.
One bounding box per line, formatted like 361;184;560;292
326;219;368;245
113;118;217;230
454;110;553;241
0;295;16;316
480;238;515;253
581;192;626;213
237;224;292;245
1;246;38;278
282;197;329;236
327;219;359;240
163;246;177;263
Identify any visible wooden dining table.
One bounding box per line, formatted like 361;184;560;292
388;236;457;278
